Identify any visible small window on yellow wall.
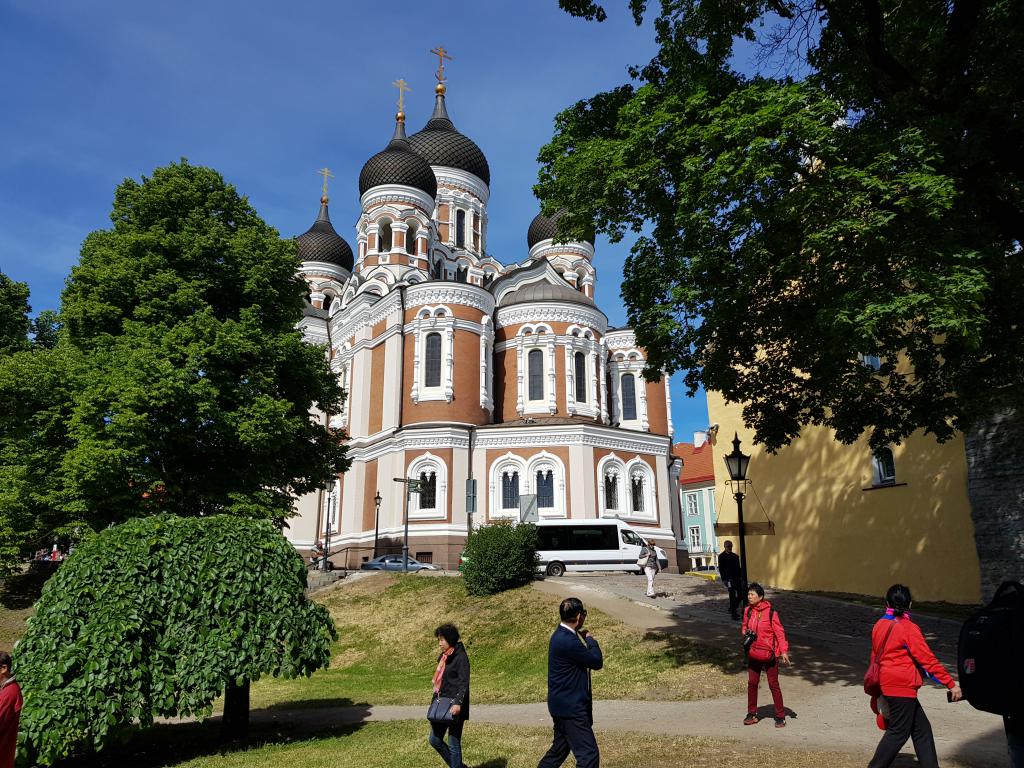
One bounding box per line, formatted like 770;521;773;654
872;447;896;486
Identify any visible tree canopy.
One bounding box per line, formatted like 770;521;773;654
16;514;337;764
0;161;349;569
539;0;1022;450
0;272;30;356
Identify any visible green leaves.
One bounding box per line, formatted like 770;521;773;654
541;0;1024;450
462;522;539;596
0;272;31;356
16;514;336;765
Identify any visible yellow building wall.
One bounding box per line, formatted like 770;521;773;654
707;391;982;604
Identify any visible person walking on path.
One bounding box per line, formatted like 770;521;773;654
0;652;22;768
742;582;791;728
718;541;742;620
538;597;603;768
427;624;470;768
867;584;962;768
640;540;659;598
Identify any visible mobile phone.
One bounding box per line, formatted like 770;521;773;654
946;690;954;703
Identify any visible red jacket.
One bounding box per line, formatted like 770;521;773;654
742;600;789;662
0;677;22;768
871;616;954;698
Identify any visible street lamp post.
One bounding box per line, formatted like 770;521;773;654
722;433;752;596
321;487;336;573
372;490;383;559
393;477;422;573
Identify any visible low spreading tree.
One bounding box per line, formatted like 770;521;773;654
462;521;538;596
540;1;1024;451
16;514;337;764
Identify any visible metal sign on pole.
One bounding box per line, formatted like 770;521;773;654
519;494;538;523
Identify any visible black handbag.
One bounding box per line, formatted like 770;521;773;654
427;693;456;723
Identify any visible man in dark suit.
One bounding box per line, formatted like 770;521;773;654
537;597;603;768
719;540;743;620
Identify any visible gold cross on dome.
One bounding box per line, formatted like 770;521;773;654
431;45;453;83
317;167;333;197
392;78;411;112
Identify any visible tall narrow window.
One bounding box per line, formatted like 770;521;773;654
621;373;637;420
604;473;618;510
574;351;587;403
456;210;466;248
482;272;494;287
419;471;437;509
873;447;896;486
406;222;418;256
456;266;468;283
631;476;644;512
689;526;702;551
536;470;554;508
528;349;544;400
379;219;392;252
425;333;442;387
502;471;519;509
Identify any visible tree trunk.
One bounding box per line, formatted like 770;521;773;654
221;679;250;742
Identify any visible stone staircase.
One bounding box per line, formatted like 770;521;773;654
306;569;346;592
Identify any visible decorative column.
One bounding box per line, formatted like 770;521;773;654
546;334;557;415
479;317;491;411
638;362;650;432
599;341;609;424
410;318;422;404
444;325;455;403
515;335;525;417
589;341;598;417
565;343;576;415
664;370;674;439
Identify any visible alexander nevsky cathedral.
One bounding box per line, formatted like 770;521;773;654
285;54;681;570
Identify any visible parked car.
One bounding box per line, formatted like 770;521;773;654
360;554;439;573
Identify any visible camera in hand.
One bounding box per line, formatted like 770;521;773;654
743;630;757;656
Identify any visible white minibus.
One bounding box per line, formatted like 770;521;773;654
535;518;669;576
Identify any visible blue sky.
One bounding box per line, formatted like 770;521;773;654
0;0;714;442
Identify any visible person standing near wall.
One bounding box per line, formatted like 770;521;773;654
719;541;742;620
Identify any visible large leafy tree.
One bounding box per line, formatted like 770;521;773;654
0;272;30;356
539;0;1022;450
0;160;348;553
16;515;337;763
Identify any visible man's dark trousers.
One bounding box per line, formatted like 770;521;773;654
718;550;742;618
538;715;599;768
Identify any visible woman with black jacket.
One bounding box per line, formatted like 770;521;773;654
428;623;470;768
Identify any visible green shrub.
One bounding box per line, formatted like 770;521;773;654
461;521;538;596
15;514;336;765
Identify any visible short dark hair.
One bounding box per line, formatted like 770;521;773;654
723;540;733;548
747;582;765;598
434;623;460;646
560;597;585;622
0;652;11;673
885;584;913;616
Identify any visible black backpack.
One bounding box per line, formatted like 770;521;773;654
958;581;1024;716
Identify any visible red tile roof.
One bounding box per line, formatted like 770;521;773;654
673;442;716;486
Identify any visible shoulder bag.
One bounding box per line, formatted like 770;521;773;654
864;622;896;697
427;692;456;723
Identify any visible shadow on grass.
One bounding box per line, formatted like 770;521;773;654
1;567;53;610
643;630;746;675
469;760;508;768
49;699;374;768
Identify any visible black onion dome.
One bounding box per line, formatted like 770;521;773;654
297;199;354;270
407;93;490;186
359;119;438;199
527;208;595;249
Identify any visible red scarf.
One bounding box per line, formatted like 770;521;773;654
433;647;454;693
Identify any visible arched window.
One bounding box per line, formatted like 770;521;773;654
456;209;466;248
621;373;637;420
604;473;618;510
406;222;418;256
432;259;443;280
872;447;896;486
482;272;495;287
425;333;442;388
574;351;587;403
456;265;468;283
536;470;554;509
501;471;520;510
528;349;544;401
379;219;393;252
419;471;437;509
631;475;645;513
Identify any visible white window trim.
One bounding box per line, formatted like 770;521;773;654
565;329;598;418
684;492;699;518
525;451;567;519
408;452;448;521
489;452;527;520
597;453;626;517
517;325;557;416
624;457;657;522
609;352;649;430
688;525;702;552
411;306;455;404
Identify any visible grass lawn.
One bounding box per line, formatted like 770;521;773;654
61;719;879;768
248;573;743;710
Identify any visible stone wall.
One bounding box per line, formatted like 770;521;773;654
965;399;1024;601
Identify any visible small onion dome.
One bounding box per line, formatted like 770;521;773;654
359;115;438;199
408;89;490;186
498;279;595;308
297;197;354;270
527;208;595;249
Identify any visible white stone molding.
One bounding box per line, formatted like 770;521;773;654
472;423;671;454
411;305;456;403
599;340;609;424
298;316;329;347
407;452;448;521
432;166;490;204
589;341;599;417
405;283;495;313
360;185;436;216
444;323;455;403
639;374;650;432
489;452;528;520
664;371;673;439
298;262;350;283
515;337;525;417
525;450;567;519
496;304;607;334
480;315;493;412
624;457;658;521
564;343;575;416
527;240;596;262
546;335;557;415
597;453;626;517
605;330;637;350
410;316;422;404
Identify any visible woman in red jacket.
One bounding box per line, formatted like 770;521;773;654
868;584;962;768
741;582;791;727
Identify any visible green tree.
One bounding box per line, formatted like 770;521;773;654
0;271;30;356
539;1;1023;450
29;309;61;349
16;514;337;763
3;160;348;532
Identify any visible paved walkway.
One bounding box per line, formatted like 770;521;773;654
246;573;1008;767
